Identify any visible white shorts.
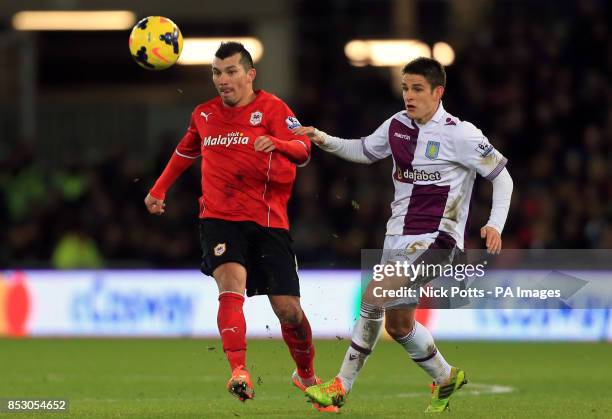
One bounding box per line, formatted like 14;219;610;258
379;233;459;309
381;234;439;265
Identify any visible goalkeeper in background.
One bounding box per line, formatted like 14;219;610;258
293;57;513;413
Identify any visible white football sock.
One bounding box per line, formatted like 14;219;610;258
337;302;383;392
394;321;451;384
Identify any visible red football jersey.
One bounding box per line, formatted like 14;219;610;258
171;90;310;230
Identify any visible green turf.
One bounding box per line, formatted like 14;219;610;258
1;338;611;418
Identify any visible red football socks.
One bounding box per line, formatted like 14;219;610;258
217;292;247;371
281;313;315;380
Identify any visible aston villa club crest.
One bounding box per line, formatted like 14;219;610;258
250;111;263;125
214;243;226;256
425;140;440;160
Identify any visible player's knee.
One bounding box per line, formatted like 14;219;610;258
271;300;303;324
385;317;415;340
213;263;246;293
361;281;382;306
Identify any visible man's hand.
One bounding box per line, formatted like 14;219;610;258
480;225;502;254
144;193;166;215
291;126;326;145
254;136;276;152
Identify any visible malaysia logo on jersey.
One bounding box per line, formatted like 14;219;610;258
202;132;250;147
425;140;440;160
250;111;263;125
285;116;301;130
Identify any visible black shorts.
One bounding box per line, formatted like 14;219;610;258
199;218;300;297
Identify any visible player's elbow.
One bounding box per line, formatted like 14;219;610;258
354;155;376;165
295;155;310;167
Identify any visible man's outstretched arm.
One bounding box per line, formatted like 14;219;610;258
292;126;375;164
145;111;200;215
145;151;197;215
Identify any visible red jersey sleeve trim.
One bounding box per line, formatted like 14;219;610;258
175;149;200;159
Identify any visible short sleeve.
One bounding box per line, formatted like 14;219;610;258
362;117;393;161
453;121;507;180
175;110;201;159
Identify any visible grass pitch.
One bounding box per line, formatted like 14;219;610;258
1;338;611;418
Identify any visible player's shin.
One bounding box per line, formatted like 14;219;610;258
338;302;384;392
281;313;316;384
217;292;247;371
393;320;451;384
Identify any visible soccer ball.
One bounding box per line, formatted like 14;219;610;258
129;16;183;70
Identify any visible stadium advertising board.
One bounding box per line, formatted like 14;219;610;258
0;270;610;340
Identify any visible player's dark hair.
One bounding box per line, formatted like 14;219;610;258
402;57;446;90
215;42;255;71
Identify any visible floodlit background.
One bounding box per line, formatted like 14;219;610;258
0;0;611;340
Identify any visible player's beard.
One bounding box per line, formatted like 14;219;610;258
221;96;237;106
217;87;237;106
219;92;238;106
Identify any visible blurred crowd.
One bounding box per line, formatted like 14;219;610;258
2;0;611;268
